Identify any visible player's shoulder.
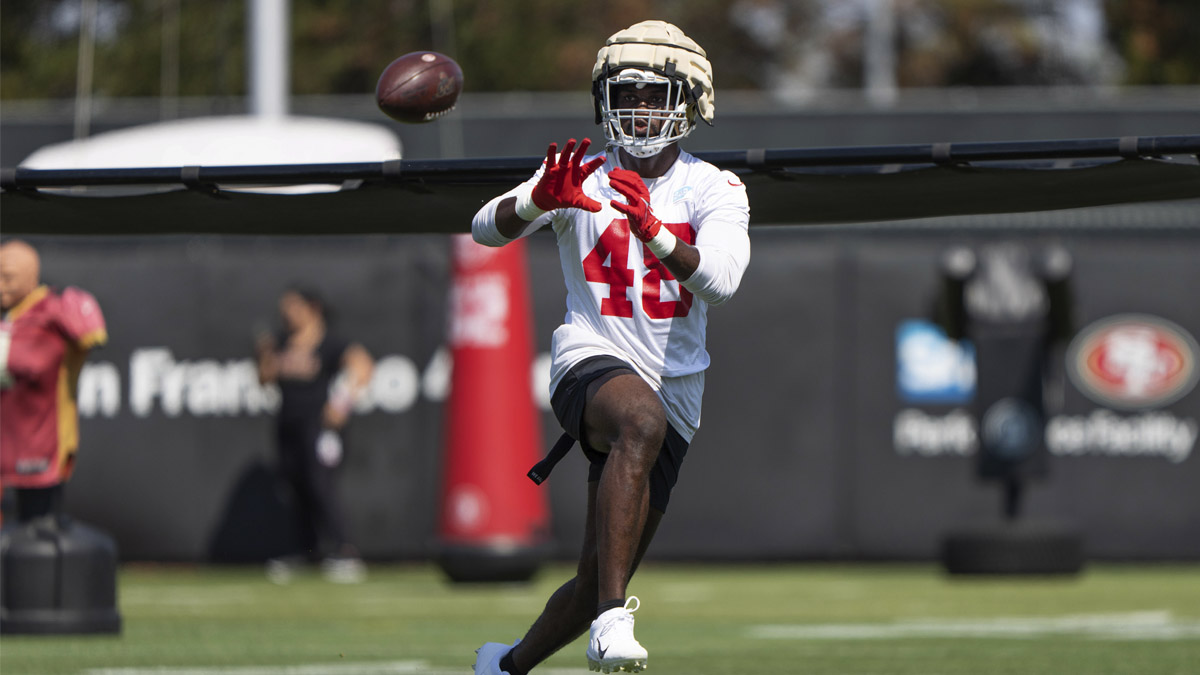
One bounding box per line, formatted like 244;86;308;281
676;150;745;191
52;287;107;347
56;287;102;315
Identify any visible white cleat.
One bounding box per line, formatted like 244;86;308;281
473;639;518;675
586;597;648;673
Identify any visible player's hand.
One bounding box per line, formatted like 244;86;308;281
608;168;662;242
254;331;276;356
529;138;606;213
323;403;350;430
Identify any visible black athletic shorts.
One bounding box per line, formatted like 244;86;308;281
550;355;690;513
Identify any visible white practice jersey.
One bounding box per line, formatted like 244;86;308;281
472;148;750;439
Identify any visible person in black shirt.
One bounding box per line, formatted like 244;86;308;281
255;286;374;583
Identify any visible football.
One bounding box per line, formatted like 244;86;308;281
375;51;463;124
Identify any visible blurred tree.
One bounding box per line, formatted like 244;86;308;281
451;0;766;92
1107;0;1200;85
1;0;1196;102
1;0;245;100
292;0;429;95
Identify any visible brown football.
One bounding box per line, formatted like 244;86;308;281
375;51;463;124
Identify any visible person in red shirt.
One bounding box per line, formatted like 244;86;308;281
1;239;107;522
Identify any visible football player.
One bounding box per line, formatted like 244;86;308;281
471;20;750;675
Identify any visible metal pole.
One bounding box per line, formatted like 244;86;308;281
864;0;898;108
160;0;181;120
430;0;464;158
248;0;289;118
74;0;98;139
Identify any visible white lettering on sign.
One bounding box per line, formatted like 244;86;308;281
893;408;978;457
893;408;1197;464
78;362;122;418
1047;410;1197;464
129;348;278;418
421;346;451;402
362;355;420;413
76;346;553;418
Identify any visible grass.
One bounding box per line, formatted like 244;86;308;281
2;562;1198;675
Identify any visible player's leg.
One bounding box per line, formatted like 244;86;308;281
266;428;315;583
583;372;666;607
476;358;666;674
493;482;601;674
307;431;364;582
495;483;663;675
291;426;328;558
581;373;665;672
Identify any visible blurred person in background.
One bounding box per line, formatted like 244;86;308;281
0;239;106;523
255;286;374;584
470;19;751;675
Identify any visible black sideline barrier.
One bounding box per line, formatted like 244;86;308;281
3;136;1199;234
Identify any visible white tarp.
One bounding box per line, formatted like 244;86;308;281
20;115;402;194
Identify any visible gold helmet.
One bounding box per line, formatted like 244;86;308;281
592;20;715;158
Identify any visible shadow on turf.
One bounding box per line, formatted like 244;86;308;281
207;460;302;563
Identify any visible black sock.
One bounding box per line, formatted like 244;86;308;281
596;598;625;618
499;649;526;675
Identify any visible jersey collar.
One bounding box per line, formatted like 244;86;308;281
4;285;49;323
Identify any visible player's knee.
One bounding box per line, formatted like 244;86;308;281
616;405;667;455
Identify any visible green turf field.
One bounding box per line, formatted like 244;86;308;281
2;562;1198;675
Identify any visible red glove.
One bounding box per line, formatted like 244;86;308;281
610;168;679;258
608;168;662;242
517;138;606;219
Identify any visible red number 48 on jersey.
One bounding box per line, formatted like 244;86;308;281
582;219;696;319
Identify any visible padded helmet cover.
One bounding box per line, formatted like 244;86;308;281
592;20;715;128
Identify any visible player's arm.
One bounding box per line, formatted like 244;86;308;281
681;211;750;306
610;169;749;304
653;236;701;282
324;343;374;429
58;287;107;350
490;197;529;239
473;138;606;246
255;333;279;385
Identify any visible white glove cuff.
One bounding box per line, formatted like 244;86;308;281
645;226;677;259
514;185;548;221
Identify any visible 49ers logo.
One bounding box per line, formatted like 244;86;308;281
1066;314;1200;410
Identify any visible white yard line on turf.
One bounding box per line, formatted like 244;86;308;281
84;663;592;675
85;663;430;675
748;610;1200;641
